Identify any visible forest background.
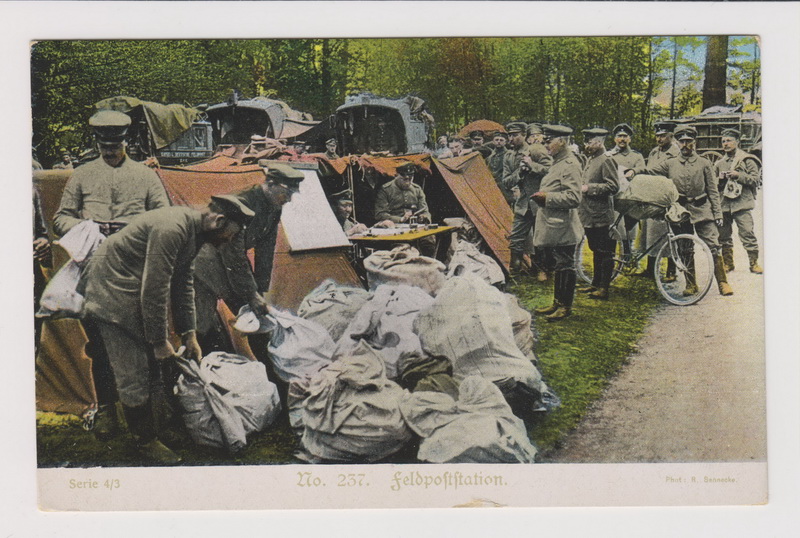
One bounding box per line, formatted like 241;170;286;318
31;35;760;166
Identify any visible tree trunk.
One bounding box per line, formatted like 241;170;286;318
703;35;729;110
670;39;679;118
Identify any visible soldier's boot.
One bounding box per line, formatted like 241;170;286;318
635;256;656;279
682;259;699;297
92;403;121;442
510;251;524;275
747;250;764;274
546;271;574;322
535;271;561;315
722;247;735;272
662;258;677;283
122;400;181;465
588;288;609;300
714;254;734;296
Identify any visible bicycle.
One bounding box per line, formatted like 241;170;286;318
575;213;714;306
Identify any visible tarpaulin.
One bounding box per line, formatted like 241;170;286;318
94;96;201;150
434;153;512;269
33;158;360;416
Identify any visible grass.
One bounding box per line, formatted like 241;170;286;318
37;265;663;467
509;269;663;457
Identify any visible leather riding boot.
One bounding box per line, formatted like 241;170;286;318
93;403;121;441
682;258;699;296
635;256;656;279
536;271;561;315
714;254;734;296
122;401;181;464
747;250;763;274
547;271;574;321
722;247;735;272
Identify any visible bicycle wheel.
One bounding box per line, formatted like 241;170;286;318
654;233;714;306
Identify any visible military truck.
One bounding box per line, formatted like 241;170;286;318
93;96;214;165
674;105;762;164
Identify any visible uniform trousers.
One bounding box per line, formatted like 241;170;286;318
720;210;758;252
668;219;721;256
584;226;616;288
510;210;549;270
97;321;163;408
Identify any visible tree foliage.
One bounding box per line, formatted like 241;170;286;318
31;36;761;166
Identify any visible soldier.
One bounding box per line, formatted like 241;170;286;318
637;121;681;279
323;138;340;160
374;161;431;225
330;189;368;237
80;197;253;463
502;121;553;279
53;110;170;441
52;147;74;170
374;161;434;255
578;127;620;300
486;131;512;205
468;130;493;158
193;164;304;355
608;123;646;256
530;124;583;321
438;138;467;159
33;186;52;356
714;128;763;274
631;126;733;296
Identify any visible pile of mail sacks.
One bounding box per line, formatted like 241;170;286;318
231;245;559;464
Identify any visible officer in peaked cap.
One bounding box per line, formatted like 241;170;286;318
324;138;340;160
608;122;645;257
502;120;553;279
638;120;681;280
89;110;132;144
375;159;431;229
630;122;734;297
529;123;583;321
578;126;619;300
193;162;304;369
527;122;545;145
715;127;763;275
468;130;485;145
329;188;367;237
53;108;171;444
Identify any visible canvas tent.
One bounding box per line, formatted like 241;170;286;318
325;152;512;270
33;157;360;417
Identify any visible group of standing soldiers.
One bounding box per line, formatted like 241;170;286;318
480;119;763;322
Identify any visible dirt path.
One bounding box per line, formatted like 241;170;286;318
548;204;767;463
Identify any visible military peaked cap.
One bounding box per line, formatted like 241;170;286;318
468;130;484;139
654;121;676;135
396;161;418;175
505;121;528;134
527;123;544;135
265;163;305;187
542;124;574;138
325;138;337;145
89;110;131;144
612;123;635;137
721;128;741;139
675;125;698;141
210;194;255;226
330;189;353;203
582;127;609;137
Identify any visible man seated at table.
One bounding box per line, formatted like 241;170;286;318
330;189;368;236
373;161;435;256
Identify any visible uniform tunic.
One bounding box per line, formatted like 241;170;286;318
502;141;552;256
714;149;761;253
607;145;645;171
82;206;202;345
193;185;282;335
533;145;583;248
374;177;431;223
579;152;619;228
486;146;512;204
53;156;169;236
643;142;681;250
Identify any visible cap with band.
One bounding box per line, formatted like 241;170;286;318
210;194;255;226
90;110;131;144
